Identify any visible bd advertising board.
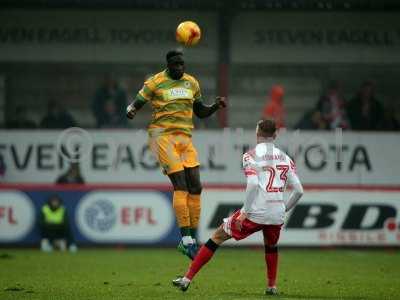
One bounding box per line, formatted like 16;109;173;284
199;189;400;246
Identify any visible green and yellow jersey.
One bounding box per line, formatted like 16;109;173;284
136;70;201;137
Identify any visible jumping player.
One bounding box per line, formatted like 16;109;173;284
126;50;226;259
172;118;304;295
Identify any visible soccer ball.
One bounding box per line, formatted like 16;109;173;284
176;21;201;46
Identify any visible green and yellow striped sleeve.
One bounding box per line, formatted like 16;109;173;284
138;78;156;102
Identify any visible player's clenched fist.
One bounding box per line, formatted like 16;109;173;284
215;96;227;109
126;104;137;119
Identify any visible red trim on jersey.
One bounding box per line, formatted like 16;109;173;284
244;169;257;176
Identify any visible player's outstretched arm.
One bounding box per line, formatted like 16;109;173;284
126;98;146;119
193;96;226;119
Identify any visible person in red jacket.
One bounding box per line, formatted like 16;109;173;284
262;85;286;129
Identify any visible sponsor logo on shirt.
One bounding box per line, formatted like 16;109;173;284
165;88;193;100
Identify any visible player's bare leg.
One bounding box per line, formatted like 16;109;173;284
172;225;231;291
168;170;198;259
263;225;282;296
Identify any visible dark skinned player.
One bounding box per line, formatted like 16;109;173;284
127;50;226;258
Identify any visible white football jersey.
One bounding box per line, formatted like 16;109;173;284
242;142;301;225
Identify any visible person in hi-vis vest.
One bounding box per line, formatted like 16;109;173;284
39;195;77;252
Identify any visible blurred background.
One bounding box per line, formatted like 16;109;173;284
0;0;399;249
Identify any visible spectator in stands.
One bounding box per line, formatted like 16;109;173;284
91;74;127;128
56;162;85;184
380;104;400;131
295;109;328;130
6;105;37;129
99;99;127;128
40;99;77;129
39;195;77;252
315;81;349;129
262;85;286;128
347;80;384;131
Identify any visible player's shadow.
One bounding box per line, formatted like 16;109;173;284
222;292;365;300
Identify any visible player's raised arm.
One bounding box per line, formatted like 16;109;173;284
285;159;304;212
192;77;226;119
126;78;154;119
191;75;226;119
193;96;226;119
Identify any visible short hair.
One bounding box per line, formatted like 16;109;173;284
257;118;277;137
47;194;62;205
166;49;183;63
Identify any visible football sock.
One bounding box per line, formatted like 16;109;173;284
173;190;190;228
180;227;191;237
190;228;198;241
265;245;278;288
185;239;219;280
188;193;200;241
188;193;201;229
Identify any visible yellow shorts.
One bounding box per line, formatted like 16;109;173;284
149;133;200;175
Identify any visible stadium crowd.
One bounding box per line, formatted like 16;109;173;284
293;80;399;131
4;77;399;131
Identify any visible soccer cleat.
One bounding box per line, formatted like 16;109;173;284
68;244;78;253
265;287;278;296
172;276;191;292
177;241;199;260
40;239;53;252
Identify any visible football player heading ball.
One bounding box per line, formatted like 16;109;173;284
127;50;226;259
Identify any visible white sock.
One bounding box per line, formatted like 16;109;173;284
182;235;194;246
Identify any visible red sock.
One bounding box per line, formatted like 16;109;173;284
265;246;278;287
185;239;218;280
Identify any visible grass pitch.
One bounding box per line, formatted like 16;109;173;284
0;248;399;300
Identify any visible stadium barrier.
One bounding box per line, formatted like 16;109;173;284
0;184;399;247
1;130;399;186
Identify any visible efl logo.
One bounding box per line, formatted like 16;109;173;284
84;199;117;232
76;191;174;243
0;191;35;242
